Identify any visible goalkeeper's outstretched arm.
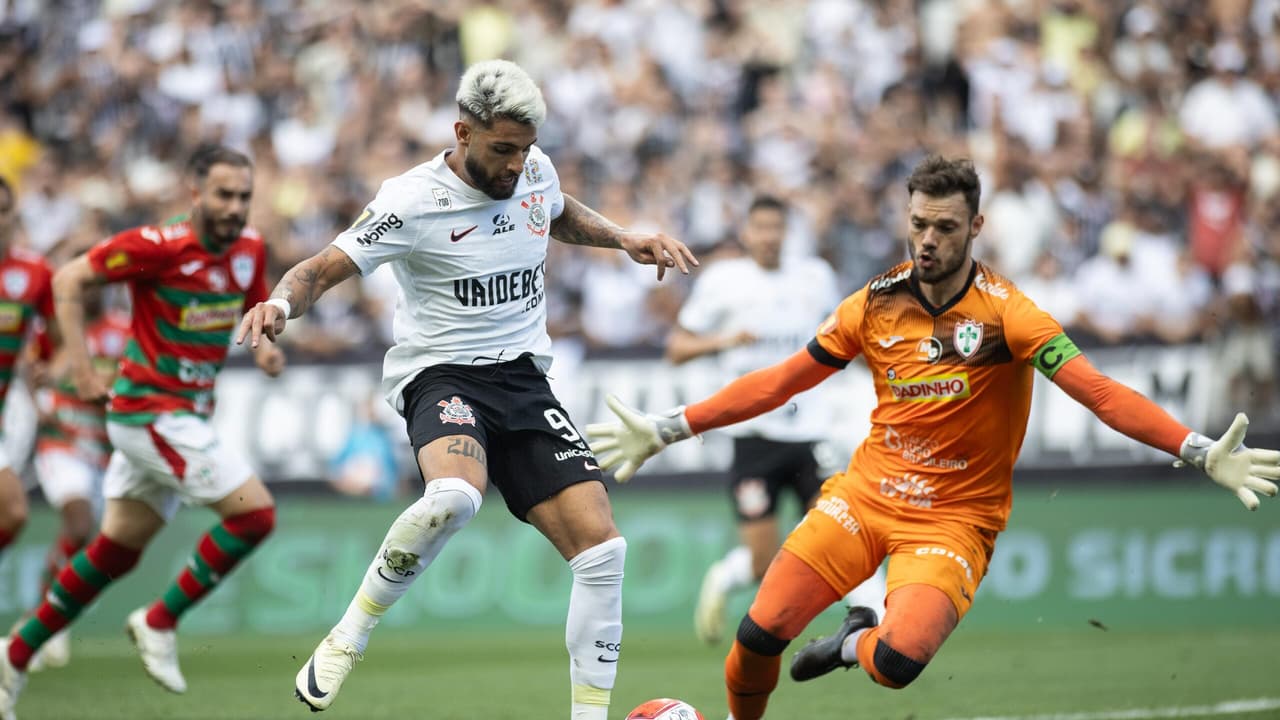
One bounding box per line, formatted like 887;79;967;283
1052;354;1280;510
587;347;839;481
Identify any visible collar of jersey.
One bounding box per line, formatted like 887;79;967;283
909;261;977;317
161;213;228;256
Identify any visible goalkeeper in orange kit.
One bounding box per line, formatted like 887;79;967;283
587;156;1280;720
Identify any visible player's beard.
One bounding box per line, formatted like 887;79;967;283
464;154;519;200
912;231;973;284
205;213;246;247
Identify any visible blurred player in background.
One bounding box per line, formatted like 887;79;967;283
237;60;696;719
0;144;285;719
666;195;885;645
0;176;55;563
18;298;130;670
589;156;1280;720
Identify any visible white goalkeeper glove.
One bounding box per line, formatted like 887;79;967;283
1175;413;1280;511
586;394;693;482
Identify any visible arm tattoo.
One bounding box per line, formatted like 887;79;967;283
269;245;359;317
549;194;624;249
446;437;487;467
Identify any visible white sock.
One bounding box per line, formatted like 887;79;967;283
566;536;626;720
843;564;887;620
718;545;755;593
332;477;482;652
841;627;869;665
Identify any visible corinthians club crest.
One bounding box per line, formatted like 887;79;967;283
437;396;477;426
522;193;547;237
953;319;983;359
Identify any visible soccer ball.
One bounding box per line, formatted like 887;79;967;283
625;698;705;720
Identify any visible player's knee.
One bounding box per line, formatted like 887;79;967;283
225;506;276;542
65;521;94;547
411;477;483;533
570;536;626;584
735;613;790;657
62;502;96;543
869;638;927;689
1;502;27;534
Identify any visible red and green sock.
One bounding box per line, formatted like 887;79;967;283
145;508;275;630
8;534;140;670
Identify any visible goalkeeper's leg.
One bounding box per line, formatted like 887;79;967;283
828;518;994;690
724;549;848;720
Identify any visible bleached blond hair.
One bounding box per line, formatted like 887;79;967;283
455;60;547;127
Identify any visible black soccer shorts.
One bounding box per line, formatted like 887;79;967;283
401;353;604;522
729;436;822;522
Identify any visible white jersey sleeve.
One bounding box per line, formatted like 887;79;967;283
543;156;566;221
332;177;429;274
809;256;842;316
676;263;730;334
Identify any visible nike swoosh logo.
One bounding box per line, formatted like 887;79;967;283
597;655;619;663
376;567;405;584
877;336;905;348
584;461;601;471
306;657;328;698
450;225;478;242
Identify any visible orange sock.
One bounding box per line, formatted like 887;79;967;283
725;641;780;720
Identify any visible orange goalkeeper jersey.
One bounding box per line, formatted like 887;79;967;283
812;260;1079;530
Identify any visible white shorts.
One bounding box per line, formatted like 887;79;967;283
36;449;104;508
103;414;255;520
2;378;35;475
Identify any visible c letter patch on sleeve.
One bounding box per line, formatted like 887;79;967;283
1032;332;1081;379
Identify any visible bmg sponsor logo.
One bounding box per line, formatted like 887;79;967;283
352;211;403;246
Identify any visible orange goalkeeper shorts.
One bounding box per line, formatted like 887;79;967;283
781;471;997;619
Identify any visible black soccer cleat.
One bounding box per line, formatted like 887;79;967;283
789;605;879;682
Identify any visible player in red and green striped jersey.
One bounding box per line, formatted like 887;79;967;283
0;175;57;563
18;305;131;670
0;145;285;719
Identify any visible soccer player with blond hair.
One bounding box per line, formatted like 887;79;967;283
236;60;697;719
589;155;1280;720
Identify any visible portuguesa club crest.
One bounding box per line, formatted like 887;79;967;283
953;319;983;359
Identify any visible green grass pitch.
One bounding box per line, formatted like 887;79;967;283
13;626;1278;719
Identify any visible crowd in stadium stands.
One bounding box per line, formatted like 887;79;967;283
0;0;1277;422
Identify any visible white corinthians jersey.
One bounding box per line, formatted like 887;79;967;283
333;146;564;412
678;255;840;441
